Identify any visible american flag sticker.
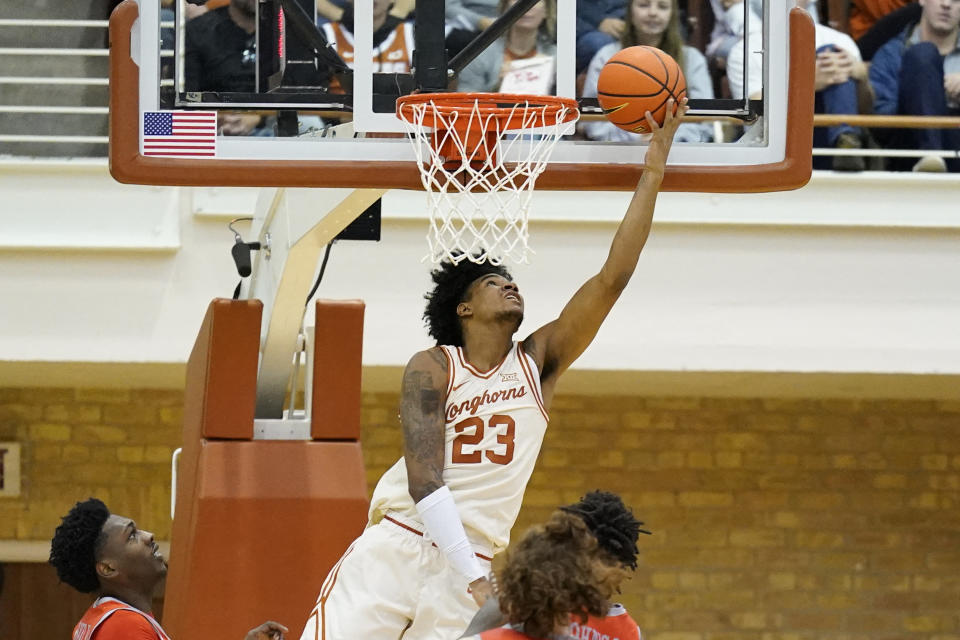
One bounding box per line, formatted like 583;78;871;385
142;111;217;157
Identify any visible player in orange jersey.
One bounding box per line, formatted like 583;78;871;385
464;510;627;639
300;101;687;640
563;491;648;640
463;491;650;639
49;498;287;640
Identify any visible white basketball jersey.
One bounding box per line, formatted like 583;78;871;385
368;342;549;553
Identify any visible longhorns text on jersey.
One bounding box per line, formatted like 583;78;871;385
368;343;549;553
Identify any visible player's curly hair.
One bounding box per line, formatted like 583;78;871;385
49;498;110;593
422;253;512;346
495;511;627;639
560;490;650;570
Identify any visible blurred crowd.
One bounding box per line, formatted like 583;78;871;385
171;0;959;172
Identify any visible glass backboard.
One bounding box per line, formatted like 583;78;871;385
109;0;813;192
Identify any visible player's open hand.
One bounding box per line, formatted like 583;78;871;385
643;97;688;177
244;620;288;640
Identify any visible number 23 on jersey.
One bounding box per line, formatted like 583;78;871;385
452;415;515;465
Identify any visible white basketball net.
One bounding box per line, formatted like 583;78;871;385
398;96;578;265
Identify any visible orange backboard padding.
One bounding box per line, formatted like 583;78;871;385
162;441;369;640
183;298;261;440
312;300;365;440
165;297;370;640
166;299;261;640
109;1;811;192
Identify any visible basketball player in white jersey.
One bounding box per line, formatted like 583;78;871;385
299;100;688;640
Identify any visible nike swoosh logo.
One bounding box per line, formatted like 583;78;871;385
452;381;468;392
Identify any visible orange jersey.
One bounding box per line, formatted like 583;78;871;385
73;597;171;640
848;0;910;39
569;605;642;640
479;627;534;639
320;21;415;92
473;606;642;640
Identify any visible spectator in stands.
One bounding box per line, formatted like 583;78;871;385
316;0;415;27
320;0;416;93
707;0;821;70
706;0;763;65
576;1;628;74
185;0;271;135
183;0;212;20
857;2;922;59
446;0;500;58
457;0;557;93
869;0;960;172
836;0;913;39
582;0;714;143
728;0;872;170
49;498;287;640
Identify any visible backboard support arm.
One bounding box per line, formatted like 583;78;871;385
246;188;386;419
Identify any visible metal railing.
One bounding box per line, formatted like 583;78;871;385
810;114;960;166
0;19;110;27
0;17;172;150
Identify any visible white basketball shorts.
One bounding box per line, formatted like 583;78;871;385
299;512;493;640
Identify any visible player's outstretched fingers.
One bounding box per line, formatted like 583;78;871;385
661;97;689;136
245;620;289;640
644;106;661;134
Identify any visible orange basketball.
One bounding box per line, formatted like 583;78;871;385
597;46;687;134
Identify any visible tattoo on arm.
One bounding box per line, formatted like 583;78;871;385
401;355;447;500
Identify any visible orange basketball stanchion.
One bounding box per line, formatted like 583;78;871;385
311;300;364;441
163;299;369;640
163;299;261;640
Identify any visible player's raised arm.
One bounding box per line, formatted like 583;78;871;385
526;98;688;382
400;348;449;502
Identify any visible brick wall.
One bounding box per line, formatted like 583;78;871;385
0;388;182;541
362;393;960;640
2;387;959;638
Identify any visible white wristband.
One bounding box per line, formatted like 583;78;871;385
415;486;486;583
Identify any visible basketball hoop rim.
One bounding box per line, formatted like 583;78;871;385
396;92;580;131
